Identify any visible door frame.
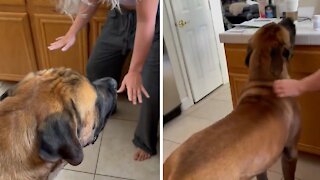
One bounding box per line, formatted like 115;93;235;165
164;0;229;110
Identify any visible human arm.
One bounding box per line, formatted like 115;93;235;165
117;0;159;104
274;69;320;97
48;0;99;51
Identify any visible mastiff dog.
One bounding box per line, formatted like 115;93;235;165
164;18;300;180
0;68;117;180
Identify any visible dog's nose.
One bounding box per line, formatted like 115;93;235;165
106;78;117;90
92;77;117;91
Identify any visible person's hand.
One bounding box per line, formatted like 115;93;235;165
117;71;150;105
48;33;76;51
273;79;303;97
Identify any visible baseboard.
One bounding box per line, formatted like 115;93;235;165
163;104;182;124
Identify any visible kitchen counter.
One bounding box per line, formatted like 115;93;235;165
220;20;320;45
219;19;320;156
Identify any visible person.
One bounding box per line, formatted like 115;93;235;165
274;70;320;97
48;0;159;161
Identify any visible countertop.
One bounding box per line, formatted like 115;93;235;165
219;19;320;45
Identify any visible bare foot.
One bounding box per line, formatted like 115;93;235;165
134;148;151;161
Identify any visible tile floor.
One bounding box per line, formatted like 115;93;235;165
164;84;320;180
0;81;160;180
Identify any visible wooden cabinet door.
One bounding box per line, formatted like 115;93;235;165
228;73;248;107
30;13;88;74
0;12;37;81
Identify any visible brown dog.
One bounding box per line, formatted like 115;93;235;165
0;68;117;180
164;18;300;180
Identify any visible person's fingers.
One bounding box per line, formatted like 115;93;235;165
55;36;64;41
117;82;126;93
127;87;133;101
141;86;150;98
61;40;74;51
48;41;64;51
132;89;137;105
137;89;143;103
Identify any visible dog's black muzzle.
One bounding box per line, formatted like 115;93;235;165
89;77;117;146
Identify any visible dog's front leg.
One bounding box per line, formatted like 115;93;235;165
282;146;298;180
256;171;268;180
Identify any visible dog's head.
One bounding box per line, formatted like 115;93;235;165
245;18;296;81
0;68;117;166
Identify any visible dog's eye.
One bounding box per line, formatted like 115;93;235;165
283;48;290;60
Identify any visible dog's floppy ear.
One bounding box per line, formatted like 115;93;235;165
245;46;252;67
38;110;83;166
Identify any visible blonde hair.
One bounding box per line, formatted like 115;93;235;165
56;0;121;16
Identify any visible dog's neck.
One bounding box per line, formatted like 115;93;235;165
237;81;276;105
248;62;290;81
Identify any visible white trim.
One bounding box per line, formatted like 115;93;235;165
209;0;230;84
164;0;194;110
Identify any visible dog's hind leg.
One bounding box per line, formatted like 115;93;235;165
256;172;268;180
282;146;298;180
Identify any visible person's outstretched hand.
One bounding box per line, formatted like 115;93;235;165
117;71;150;105
273;79;303;97
48;33;76;51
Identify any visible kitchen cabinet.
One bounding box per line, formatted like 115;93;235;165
0;0;109;81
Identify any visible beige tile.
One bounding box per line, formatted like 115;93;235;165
94;175;130;180
269;153;320;180
269;157;282;174
163;140;180;161
96;119;159;180
187;98;233;122
210;84;232;101
64;134;102;173
267;171;283;180
111;95;140;121
295;153;320;180
55;170;94;180
252;171;282;180
163;116;213;143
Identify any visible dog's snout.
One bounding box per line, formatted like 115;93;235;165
106;78;117;90
92;77;117;92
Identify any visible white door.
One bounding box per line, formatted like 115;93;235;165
170;0;223;102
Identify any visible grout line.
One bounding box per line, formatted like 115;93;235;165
94;173;135;180
109;118;140;123
93;130;105;178
163;138;181;144
62;169;94;175
186;114;222;122
268;169;283;175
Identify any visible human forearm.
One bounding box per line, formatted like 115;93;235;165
299;69;320;93
129;0;158;73
66;1;99;36
129;22;155;72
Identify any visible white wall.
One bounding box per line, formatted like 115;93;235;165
299;0;320;14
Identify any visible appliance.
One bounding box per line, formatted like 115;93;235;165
163;42;181;124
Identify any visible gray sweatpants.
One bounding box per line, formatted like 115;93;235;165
86;9;159;155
